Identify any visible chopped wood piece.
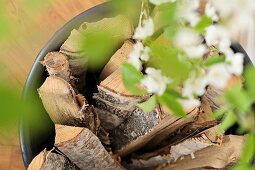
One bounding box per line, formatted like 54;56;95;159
99;40;134;80
28;149;78;170
123;125;224;170
38;76;97;132
156;135;245;170
60;15;133;72
94;69;147;130
55;125;124;170
41;52;71;82
146;97;217;151
113;107;199;157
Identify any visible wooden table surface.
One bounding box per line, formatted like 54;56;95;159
0;0;103;169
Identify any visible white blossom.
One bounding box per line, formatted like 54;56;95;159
149;0;176;5
141;68;171;96
226;52;244;76
205;25;232;55
205;2;219;21
175;28;208;57
207;63;231;89
183;45;208;58
128;54;142;71
182;72;208;97
178;97;201;111
177;0;201;27
133;17;154;40
128;42;151;70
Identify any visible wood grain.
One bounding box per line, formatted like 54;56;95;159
0;1;104;170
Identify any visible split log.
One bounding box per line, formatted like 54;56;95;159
38;76;98;132
94;69;147;130
156;135;245;170
99;40;134;80
123;125;224;170
55;125;123;170
28;149;79;170
145;97;217;151
112;106;199;156
60;15;133;72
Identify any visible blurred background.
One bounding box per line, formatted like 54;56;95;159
0;0;253;169
0;0;104;169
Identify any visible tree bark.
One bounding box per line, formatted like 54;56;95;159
55;125;124;170
122;125;224;170
156;135;245;170
28;149;79;170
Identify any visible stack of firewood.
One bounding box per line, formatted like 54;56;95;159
28;15;246;170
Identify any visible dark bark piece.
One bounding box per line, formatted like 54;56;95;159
28;149;79;170
156;135;245;170
55;125;124;170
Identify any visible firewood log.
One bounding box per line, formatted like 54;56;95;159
122;125;224;170
156;135;245;170
38;76;98;131
145;97;218;151
99;40;134;80
94;59;200;156
55;125;124;170
60;15;134;72
28;149;79;170
41;52;71;82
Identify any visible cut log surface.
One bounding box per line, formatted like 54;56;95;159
157;135;245;170
55;125;123;170
28;149;78;170
38;76;97;131
41;52;71;82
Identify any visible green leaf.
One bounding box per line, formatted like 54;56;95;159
138;95;157;112
204;55;225;67
153;2;177;30
195;15;213;34
164;26;176;41
148;43;191;87
239;133;255;164
244;67;255;100
213;107;227;119
121;62;146;96
221;111;236;131
231;164;254;170
224;84;252;112
157;92;186;118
